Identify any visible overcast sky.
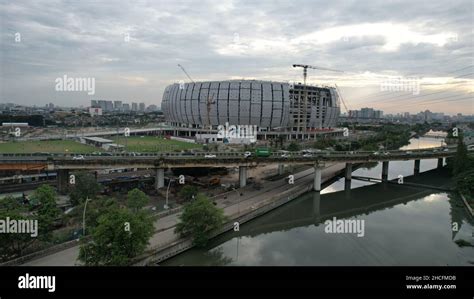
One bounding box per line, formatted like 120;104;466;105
1;0;472;115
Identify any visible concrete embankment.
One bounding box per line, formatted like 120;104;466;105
135;164;346;265
460;193;474;217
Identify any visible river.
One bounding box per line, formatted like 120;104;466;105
162;136;474;266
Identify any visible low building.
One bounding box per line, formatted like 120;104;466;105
88;107;103;117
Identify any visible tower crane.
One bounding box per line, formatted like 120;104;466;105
335;83;355;140
335;84;350;115
177;64;215;131
177;64;194;83
292;64;344;133
206;93;216;131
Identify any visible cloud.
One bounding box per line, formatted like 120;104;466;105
0;0;472;115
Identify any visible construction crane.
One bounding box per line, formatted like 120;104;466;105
292;64;344;133
206;93;215;131
335;84;350;115
177;64;194;83
335;83;355;142
177;64;215;131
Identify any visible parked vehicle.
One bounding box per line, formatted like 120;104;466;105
255;148;271;157
205;154;216;158
72;155;84;160
244;151;252;158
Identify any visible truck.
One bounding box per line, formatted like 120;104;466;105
255;147;271;157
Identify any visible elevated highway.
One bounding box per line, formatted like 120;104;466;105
0;146;468;193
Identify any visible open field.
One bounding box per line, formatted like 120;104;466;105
111;136;201;152
0;140;99;153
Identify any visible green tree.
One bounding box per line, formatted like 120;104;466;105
75;197;118;233
453;132;468;175
69;172;102;206
0;208;35;261
126;188;149;212
78;208;154;265
32;185;61;241
175;194;227;247
287;142;300;152
178;185;199;202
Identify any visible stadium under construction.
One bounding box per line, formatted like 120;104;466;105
161;80;344;142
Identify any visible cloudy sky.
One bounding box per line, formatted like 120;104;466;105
1;0;472;115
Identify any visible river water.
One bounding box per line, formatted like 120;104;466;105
162;137;474;266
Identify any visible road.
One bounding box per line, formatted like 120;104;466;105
23;163;345;266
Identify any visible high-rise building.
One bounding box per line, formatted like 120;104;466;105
123;103;130;112
131;102;138;111
105;101;114;112
139;102;146;112
348;108;383;119
114;101;123;111
91;100;98;107
98;100;107;111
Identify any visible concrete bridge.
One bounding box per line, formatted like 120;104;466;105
0;146;467;194
218;168;459;241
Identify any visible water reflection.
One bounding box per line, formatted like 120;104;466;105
162;137;474;266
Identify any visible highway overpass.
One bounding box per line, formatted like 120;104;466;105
0;146;465;194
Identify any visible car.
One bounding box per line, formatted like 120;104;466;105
303;153;312;157
72;155;84;160
373;151;380;155
205;154;216;158
406;151;413;154
443;148;449;152
281;153;289;158
244;151;252;158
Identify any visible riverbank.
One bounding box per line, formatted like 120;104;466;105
460;193;474;217
134;163;347;265
20;163;346;266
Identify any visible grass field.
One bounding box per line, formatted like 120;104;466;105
0;140;100;154
111;136;202;152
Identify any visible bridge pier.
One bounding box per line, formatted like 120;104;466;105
57;169;69;195
414;159;420;175
313;165;322;192
344;163;352;191
278;164;285;175
155;168;165;189
437;158;444;168
239;166;247;188
382;161;389;182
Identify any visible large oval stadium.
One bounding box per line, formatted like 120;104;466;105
161;79;340;133
161;80;290;129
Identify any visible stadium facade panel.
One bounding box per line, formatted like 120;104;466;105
162;80;290;129
162;80;339;130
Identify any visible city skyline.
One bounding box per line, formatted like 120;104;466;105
1;0;472;115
